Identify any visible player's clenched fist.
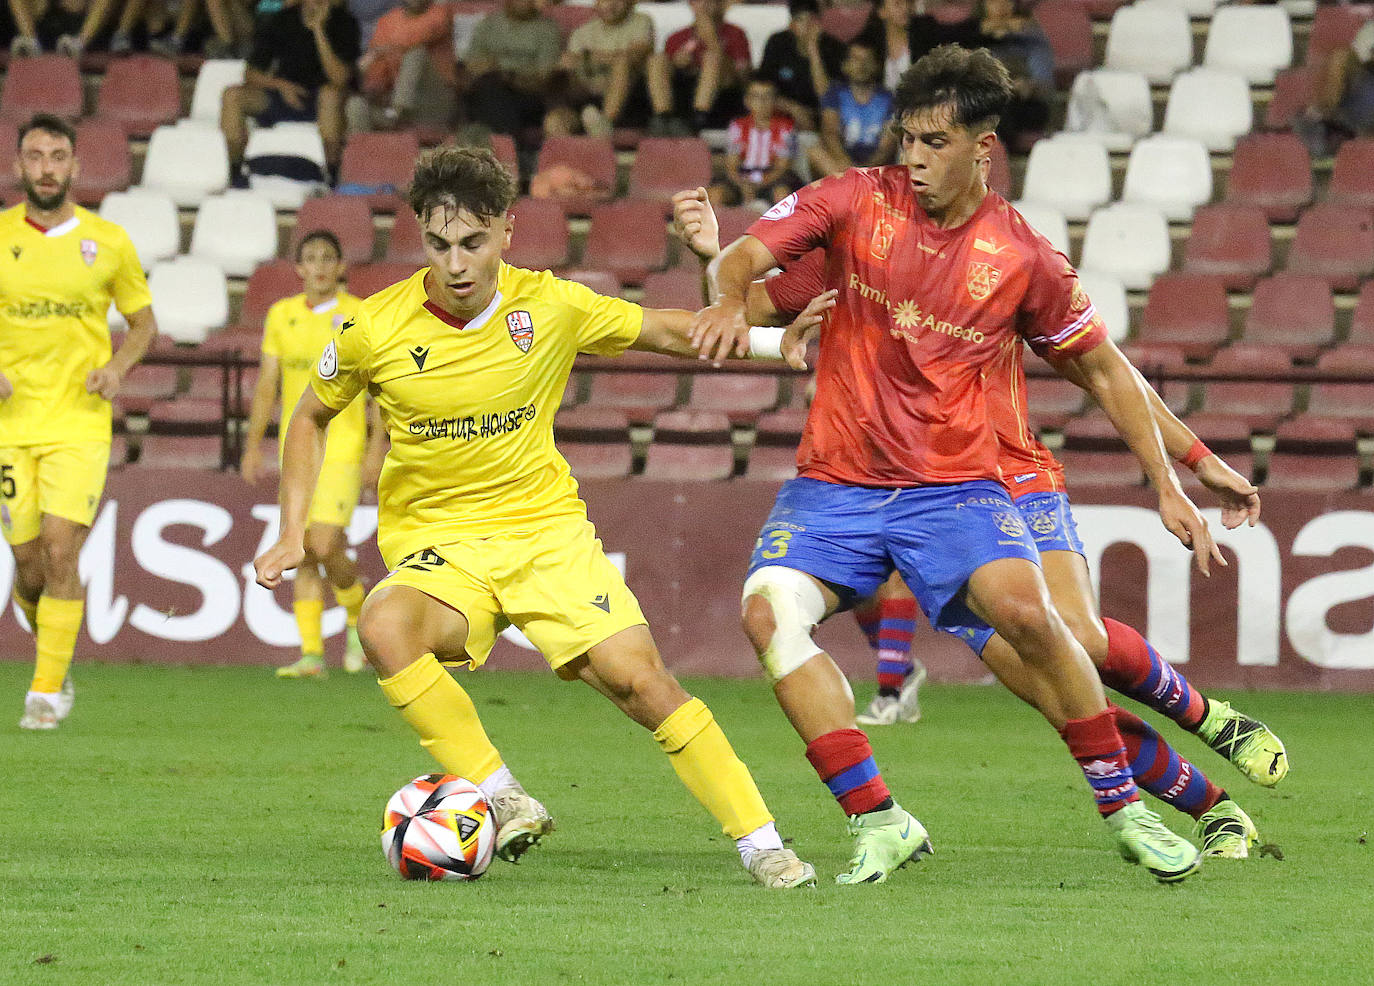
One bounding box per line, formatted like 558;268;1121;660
255;537;305;589
671;187;719;262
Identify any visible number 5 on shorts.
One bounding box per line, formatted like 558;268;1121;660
0;464;13;499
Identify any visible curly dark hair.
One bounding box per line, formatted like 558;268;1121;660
407;145;517;224
18;112;76;150
891;44;1013;133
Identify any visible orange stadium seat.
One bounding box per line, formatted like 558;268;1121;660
349;262;419;299
641;267;705;310
1182;204;1272;290
1224;133;1312;223
1285;204;1374;291
506;196;569;271
338;130;419;213
291;195;375;265
70;118;131;205
1243;274;1336;360
0;55;82;121
1138;273;1232;361
628;137;712;212
385;210;426;264
642;410;735;481
1263;67;1315;132
95;55;180;137
1034;1;1094;88
535;136;617;214
582;200;669;285
1327;139;1374;209
239;261;299;330
1195;344;1296;430
687;374;781;424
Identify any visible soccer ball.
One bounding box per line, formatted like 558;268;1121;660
381;773;495;881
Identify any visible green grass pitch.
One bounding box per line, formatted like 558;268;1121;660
2;663;1371;986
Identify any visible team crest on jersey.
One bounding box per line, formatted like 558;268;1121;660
760;192;797;221
993;510;1026;538
506;310;534;353
317;339;338;379
1026;509;1057;536
1069;279;1090;313
80;239;97;266
966;261;1001;301
870;216;895;261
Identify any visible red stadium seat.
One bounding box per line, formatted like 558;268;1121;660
385;210;426;264
1348;282;1374;346
1262;67;1315;132
582;200;669;285
1286;204;1374;291
489;132;518;180
1054;449;1145;488
147;398;224;436
0;120;16;197
643;410;736;480
506;197;569;271
1034;1;1095;88
819;3;869;43
554;406;631;443
545;2;596;43
1327;139;1374;209
239;261;300;331
1181;204;1271;290
70;118;131;205
136;435;225;470
1262;452;1360;492
117;365;179;417
1302;346;1374;430
628;137;713;212
291;196;376;265
349;262;419;299
716;206;762;249
1138;272;1233;360
744;443;799;481
754;407;808;446
641;267;705;310
0;55;82;122
1120;344;1190;417
94;55;180;137
1196;344;1296;430
1026;375;1087;431
1243;274;1336;359
1274;414;1365;450
562;268;622;297
1224;133;1312;223
586;366;681;423
338;130;419;213
534;136;617;214
1171;412;1258;453
562;442;634;479
687;373;781;423
987;140;1011;199
1306;4;1366;67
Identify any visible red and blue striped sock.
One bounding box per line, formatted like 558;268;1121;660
1112;706;1224;820
1060;709;1141;817
852;597;882;650
874;596;918;696
1100;618;1208;731
804;728;894;817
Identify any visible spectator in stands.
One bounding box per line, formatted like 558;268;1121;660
647;0;751;133
107;0;209;56
756;0;845;131
462;0;562;143
220;0;361;180
711;77;801;209
550;0;656;137
200;0;261;57
1296;19;1374;156
348;0;395;48
352;0;456;131
807;40;896;177
856;0;915;92
7;0;117;56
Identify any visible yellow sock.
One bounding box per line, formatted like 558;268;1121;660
293;598;325;656
378;653;504;782
333;581;366;628
31;595;83;693
653;697;773;839
13;589;37;632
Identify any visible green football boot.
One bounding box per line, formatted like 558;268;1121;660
1196;799;1260;859
343;627;367;673
835;805;933;885
1107;802;1202;883
1197;700;1288;787
276;653;326;679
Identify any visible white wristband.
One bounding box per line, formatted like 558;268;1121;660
747;325;784;360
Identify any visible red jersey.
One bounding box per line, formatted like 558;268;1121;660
748;166;1106;488
664;23;751;73
728;113;796;181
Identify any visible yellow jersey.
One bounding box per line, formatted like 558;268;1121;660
311;263;643;566
0;204;152;446
262;290;366;464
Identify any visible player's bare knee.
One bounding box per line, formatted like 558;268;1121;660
39;536;79;582
1063;612;1109;665
357;591;422;671
985;594;1059;654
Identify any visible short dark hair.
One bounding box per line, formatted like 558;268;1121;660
891;44;1013;133
407;145;517;225
788;0;820;18
295;229;343;262
18;113;77;151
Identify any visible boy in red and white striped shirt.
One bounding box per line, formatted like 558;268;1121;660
713;78;802;209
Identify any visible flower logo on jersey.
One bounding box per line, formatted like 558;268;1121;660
993;510;1025;538
760;193;797;221
967;262;1001;302
893;299;921;331
317;339;338;380
80;239;97;267
506;310;534;353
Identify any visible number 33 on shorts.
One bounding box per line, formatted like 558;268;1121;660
758;530;792;559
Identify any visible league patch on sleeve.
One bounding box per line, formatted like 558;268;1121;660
760;193;798;221
318;339;338;380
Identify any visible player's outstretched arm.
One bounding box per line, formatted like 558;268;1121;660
254;386;338;589
634;290;834;366
693;235;782;364
1061;339;1223;575
87;304;157;399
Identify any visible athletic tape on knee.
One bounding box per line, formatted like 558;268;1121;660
377;652;445;707
742;566;826;683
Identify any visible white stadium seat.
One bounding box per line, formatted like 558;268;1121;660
1163;67;1253;151
1204;4;1292;85
1147;0;1221;19
1080;204;1172;291
1122;134;1213;221
140;123;229;207
1075;269;1131;343
243;122;328;209
189;191;279;278
148;257;229;344
1064;69;1153;152
189;59;245;124
1021;135;1112;221
1012;200;1071;256
726;4;789;67
1104;3;1193;84
98;188;179;269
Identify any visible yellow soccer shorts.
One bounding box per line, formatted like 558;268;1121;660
376;515;647;676
307;460;363;529
0;440;110;544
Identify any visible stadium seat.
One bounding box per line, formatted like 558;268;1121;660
628;138;712;211
70;119;131;205
716;206;762;248
489;132;518;179
1306;4;1365;67
95;55;181;137
554;406;631;443
1062;68;1152;152
1148;0;1220;18
744;443;799;481
586;363;681;423
136;435;225;470
140;124;229;207
291;195;376;265
986;140;1011;199
1011;201;1070;255
189;191;279;278
1161;68;1252;151
1263;66;1315;132
534;136;617;213
117;364;180;411
1055;449;1146;487
582;200;670;285
1196;344;1296;429
98;188;179;269
1203;4;1291;84
1076;268;1130;343
1104;3;1192;83
338;131;419;213
189;59;246;124
546;1;596;42
563;268;622;297
1302;346;1374;431
686;373;780;423
1327;139;1374;209
561;442;634;480
1286;204;1374;292
1224;132;1312;223
385;210;426;264
727;3;790;66
1026;374;1087;431
506;196;569;271
239;260;298;330
1021;135;1112;221
1262;452;1359;492
1243;274;1335;360
1034;1;1094;87
147;398;224;437
819;3;869;43
1079;204;1171;290
641;267;705;310
0;121;15;197
1138;272;1231;360
1182;203;1272;289
1349;283;1374;346
243;122;327;209
755;406;808;444
0;55;83;122
349;261;418;298
1121;134;1212;221
642;410;735;481
148;258;230;344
